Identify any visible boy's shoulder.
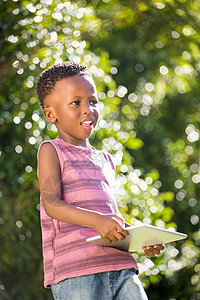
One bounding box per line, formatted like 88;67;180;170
37;138;63;162
38;138;66;150
37;139;58;158
38;138;57;152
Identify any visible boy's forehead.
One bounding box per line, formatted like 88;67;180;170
56;74;95;89
59;74;95;92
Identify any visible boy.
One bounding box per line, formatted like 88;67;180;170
36;62;164;299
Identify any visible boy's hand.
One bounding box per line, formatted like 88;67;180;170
142;244;165;257
94;214;129;244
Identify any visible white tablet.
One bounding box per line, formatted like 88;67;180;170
86;223;187;252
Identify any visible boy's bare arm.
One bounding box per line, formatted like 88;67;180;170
38;143;128;243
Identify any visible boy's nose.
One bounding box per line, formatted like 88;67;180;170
82;103;93;114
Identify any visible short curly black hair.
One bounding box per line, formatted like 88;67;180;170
36;62;90;109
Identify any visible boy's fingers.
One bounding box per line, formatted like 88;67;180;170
103;233;120;244
102;228;128;244
143;247;155;257
102;237;112;244
116;227;129;237
107;228;128;242
143;244;165;257
102;234;114;244
115;231;127;241
151;248;160;255
153;244;165;250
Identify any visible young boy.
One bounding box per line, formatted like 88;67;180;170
36;62;164;299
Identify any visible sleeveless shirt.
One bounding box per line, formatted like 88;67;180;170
37;138;138;288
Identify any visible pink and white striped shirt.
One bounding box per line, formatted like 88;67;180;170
37;138;138;288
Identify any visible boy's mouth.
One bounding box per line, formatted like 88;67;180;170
80;120;94;129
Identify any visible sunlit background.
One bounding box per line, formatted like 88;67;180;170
0;0;200;299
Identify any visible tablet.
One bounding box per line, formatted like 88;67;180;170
86;223;187;252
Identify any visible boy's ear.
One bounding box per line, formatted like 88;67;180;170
43;107;57;123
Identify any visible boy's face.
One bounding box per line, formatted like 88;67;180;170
43;74;99;147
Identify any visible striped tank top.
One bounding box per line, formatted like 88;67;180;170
37;138;138;288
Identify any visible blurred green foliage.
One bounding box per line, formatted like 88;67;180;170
0;0;200;299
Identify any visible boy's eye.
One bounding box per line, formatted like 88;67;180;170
71;99;98;106
71;100;80;106
90;99;98;105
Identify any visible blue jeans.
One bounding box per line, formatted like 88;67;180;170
51;268;148;300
